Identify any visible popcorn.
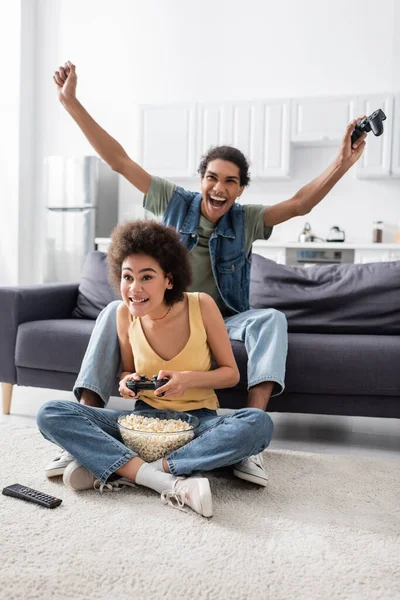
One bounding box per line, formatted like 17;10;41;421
118;414;195;462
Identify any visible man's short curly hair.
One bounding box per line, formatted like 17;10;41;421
108;219;192;305
198;145;251;187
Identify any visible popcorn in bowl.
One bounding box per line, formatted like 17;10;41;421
117;410;199;462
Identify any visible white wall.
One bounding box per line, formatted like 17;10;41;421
0;0;36;286
18;0;37;285
11;0;400;282
0;3;21;286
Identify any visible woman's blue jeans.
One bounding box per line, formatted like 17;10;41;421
37;400;274;483
73;301;288;407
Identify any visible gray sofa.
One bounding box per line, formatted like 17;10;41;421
1;251;400;418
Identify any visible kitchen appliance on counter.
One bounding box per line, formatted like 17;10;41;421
298;222;315;242
43;156;119;283
286;246;355;267
298;222;346;244
326;226;346;242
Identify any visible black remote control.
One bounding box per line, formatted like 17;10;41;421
2;484;62;509
126;374;169;397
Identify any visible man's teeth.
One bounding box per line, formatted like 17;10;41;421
210;196;226;202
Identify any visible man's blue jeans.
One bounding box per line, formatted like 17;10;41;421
37;399;274;483
73;301;288;407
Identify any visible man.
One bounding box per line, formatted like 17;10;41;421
46;61;367;485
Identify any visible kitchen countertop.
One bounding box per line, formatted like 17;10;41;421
95;237;400;251
253;241;400;250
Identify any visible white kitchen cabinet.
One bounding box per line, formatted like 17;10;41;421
391;93;400;177
139;104;196;178
229;102;258;169
389;249;400;261
254;99;291;179
354;94;394;179
197;100;289;179
252;243;286;264
196;101;258;169
196;102;232;162
291;96;356;145
252;242;400;266
138;92;397;181
354;249;391;263
141;100;288;180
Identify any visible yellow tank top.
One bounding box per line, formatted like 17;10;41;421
128;292;219;412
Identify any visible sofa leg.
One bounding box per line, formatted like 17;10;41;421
2;383;14;415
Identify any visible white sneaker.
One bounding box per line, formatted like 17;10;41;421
161;477;213;518
233;453;268;486
45;449;74;478
63;460;136;493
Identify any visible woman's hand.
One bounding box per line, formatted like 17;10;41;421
119;372;141;399
155;371;190;399
53;60;77;103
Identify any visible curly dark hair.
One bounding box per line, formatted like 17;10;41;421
197;145;251;187
108;219;192;305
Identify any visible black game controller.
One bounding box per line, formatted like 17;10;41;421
351;108;386;145
126;375;169;397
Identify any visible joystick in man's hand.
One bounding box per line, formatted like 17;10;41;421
351;109;387;145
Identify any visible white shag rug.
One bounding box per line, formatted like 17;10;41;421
1;423;399;600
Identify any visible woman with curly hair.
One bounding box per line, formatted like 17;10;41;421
37;220;274;518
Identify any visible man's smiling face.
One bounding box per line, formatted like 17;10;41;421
200;159;245;223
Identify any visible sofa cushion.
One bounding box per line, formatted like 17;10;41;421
72;251;119;319
16;319;96;373
218;333;400;397
250;254;400;334
284;332;400;396
15;320;400;398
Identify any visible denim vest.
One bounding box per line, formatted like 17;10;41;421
162;186;251;314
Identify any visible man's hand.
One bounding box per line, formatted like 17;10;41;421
336;117;367;168
155;371;190;399
119;372;141;399
53;60;77;104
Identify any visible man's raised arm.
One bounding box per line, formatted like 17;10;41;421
263;118;367;227
54;61;151;194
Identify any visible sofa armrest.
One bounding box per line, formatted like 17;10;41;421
0;283;79;384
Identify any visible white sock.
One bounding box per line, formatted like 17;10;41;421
151;458;166;472
135;462;177;494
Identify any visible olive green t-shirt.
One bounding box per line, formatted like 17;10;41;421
143;176;273;315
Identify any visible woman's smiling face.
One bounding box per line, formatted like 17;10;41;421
120;253;172;318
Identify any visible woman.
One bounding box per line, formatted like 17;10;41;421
37;220;273;517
